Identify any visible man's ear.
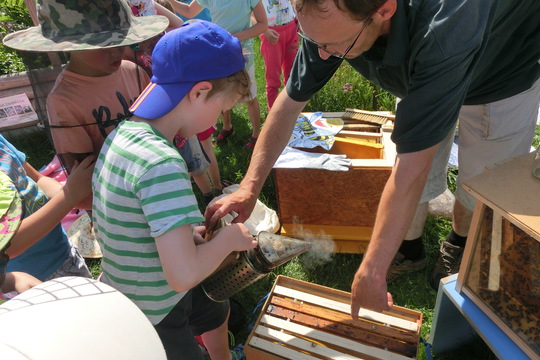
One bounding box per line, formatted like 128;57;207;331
189;81;213;101
374;0;396;21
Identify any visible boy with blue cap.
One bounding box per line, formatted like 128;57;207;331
92;20;257;360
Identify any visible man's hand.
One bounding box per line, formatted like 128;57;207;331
350;266;393;319
204;185;258;231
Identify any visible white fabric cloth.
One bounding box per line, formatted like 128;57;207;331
273;147;351;171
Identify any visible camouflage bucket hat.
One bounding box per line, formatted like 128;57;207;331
0;172;22;253
2;0;169;52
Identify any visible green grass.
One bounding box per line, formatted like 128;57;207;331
7;37;540;359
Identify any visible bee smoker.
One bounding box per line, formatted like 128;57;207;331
201;231;311;302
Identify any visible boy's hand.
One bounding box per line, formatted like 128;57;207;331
193;225;207;245
218;223;258;252
64;155;96;205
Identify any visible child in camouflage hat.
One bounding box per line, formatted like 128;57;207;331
3;0;169;179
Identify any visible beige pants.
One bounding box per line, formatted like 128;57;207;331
420;76;540;210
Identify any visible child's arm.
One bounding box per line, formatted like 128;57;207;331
155;223;257;292
154;2;184;29
233;1;268;42
6;156;95;258
252;12;279;44
170;0;204;19
2;272;41;294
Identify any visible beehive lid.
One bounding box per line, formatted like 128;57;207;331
463;151;540;240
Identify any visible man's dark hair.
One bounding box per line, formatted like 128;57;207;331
294;0;386;21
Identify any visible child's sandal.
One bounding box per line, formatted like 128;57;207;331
214;127;234;145
244;136;257;151
219;179;234;190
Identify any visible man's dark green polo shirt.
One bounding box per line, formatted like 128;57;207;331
287;0;540;153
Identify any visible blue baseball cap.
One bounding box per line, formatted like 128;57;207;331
130;20;246;119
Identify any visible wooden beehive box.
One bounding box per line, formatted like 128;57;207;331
245;276;422;360
274;112;396;253
456;152;540;359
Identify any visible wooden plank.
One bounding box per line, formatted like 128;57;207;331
273;276;422;324
462;152;540;241
456;202;486;292
0;73;31;91
269;296;418;345
248;336;321;360
273;285;418;332
280;224;373;241
259;315;414;360
333;136;384;149
488;213;502;291
333;239;370;254
0;86;34;100
338;130;382;141
254;326;366;360
342;124;382;132
267;301;418;356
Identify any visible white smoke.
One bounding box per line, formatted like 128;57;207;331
292;217;336;269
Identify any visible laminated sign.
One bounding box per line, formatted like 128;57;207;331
289;112;344;150
0;93;38;131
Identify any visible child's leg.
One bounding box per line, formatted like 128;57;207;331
189;286;232;360
246;97;261;139
281;19;300;85
215;111;234;145
192;172;213;195
199;137;222;191
245;64;261;138
221;110;233;132
260;28;284;110
200;309;231;360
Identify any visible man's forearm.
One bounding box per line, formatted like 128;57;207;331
241;92;307;196
360;147;439;274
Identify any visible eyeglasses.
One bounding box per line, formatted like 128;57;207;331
298;18;372;59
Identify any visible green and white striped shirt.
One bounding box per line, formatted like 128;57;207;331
92;120;204;325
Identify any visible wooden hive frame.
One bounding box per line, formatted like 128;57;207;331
245;276;422;360
457;152;540;359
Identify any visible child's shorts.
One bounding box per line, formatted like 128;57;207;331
245;64;258;101
45;243;92;281
154;285;230;360
174;135;211;177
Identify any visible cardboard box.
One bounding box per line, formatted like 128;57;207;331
245;275;422;360
274;112;396;253
457;152;540;359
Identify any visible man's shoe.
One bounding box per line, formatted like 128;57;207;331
430;241;464;290
386;248;427;283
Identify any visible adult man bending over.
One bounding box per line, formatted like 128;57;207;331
206;0;540;315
